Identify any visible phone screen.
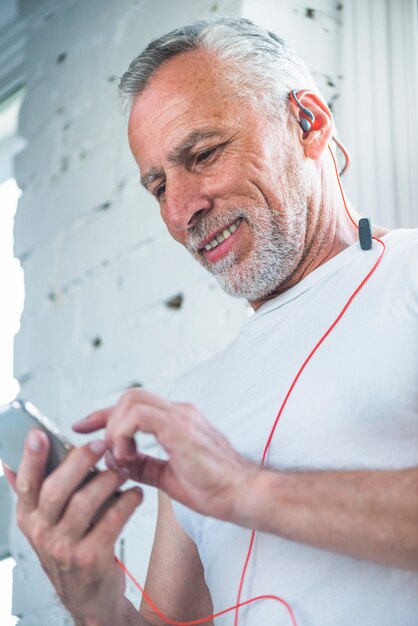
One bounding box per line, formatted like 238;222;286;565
0;399;121;523
0;399;74;474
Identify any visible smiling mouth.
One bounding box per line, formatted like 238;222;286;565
200;217;243;251
197;217;245;264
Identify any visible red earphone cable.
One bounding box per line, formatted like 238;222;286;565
232;146;385;625
115;144;385;626
116;556;297;625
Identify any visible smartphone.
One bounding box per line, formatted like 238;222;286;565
0;398;75;474
0;399;121;520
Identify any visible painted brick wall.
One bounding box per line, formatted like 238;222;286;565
10;0;342;623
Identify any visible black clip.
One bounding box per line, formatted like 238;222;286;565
358;217;372;250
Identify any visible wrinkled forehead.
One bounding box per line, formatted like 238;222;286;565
127;50;245;162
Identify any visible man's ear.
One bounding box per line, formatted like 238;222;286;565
289;91;333;161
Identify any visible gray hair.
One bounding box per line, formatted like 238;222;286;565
119;17;320;123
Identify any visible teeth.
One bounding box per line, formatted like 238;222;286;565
205;218;242;251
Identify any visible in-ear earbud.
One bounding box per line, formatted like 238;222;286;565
290;90;315;134
299;118;312;133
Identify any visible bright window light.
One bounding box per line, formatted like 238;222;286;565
0;80;26;624
0;177;24;626
0;557;18;626
0;177;24;414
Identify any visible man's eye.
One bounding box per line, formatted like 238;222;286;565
155;183;166;198
196;147;217;163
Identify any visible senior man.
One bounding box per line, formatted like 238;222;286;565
4;17;418;626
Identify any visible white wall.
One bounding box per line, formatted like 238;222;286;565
11;1;247;623
338;0;418;229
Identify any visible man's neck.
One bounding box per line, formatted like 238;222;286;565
248;198;389;312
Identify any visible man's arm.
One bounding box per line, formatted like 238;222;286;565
140;491;213;626
72;600;147;626
234;466;418;571
74;389;418;572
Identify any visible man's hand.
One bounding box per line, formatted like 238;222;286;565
73;389;418;572
73;388;259;522
2;430;143;626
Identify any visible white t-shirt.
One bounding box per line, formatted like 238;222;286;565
168;229;418;626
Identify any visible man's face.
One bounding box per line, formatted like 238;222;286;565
128;51;312;303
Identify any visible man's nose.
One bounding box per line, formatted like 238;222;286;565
163;172;212;232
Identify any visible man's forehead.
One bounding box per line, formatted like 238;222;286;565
129;50;237;133
128;54;240;179
131;50;223;110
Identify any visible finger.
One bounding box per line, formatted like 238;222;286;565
2;462;17;491
15;429;50;515
106;391;170;447
59;467;130;540
112;437;137;464
104;450;118;470
84;486;143;548
72;388;170;433
104;450;128;470
72;408;112;433
104;450;164;487
38;440;107;524
127;452;167;489
118;388;171;411
107;405;168;465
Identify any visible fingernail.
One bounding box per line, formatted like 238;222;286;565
117;466;130;478
105;450;117;469
133;487;143;500
89;440;106;454
2;462;14;478
27;430;43;453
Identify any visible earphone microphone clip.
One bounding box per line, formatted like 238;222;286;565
358;217;373;250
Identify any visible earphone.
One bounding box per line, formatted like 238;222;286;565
289;90;372;250
290;89;315;133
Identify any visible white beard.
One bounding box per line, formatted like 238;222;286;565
186;154;312;301
211;206;306;300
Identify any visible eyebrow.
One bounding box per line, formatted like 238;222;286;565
140;127;224;190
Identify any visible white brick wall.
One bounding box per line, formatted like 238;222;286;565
10;0;341;623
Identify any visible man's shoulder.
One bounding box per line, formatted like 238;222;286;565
384;227;418;250
380;228;418;302
383;227;418;270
